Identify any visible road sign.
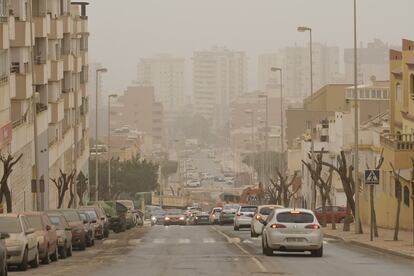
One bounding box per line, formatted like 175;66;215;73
364;170;380;185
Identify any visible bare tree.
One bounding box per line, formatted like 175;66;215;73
268;169;299;207
389;162;402;241
76;172;88;206
0;153;23;213
50;169;76;209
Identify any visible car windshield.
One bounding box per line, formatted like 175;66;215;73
0;217;22;233
166;209;182;215
153;210;166;216
224;204;239;210
85;211;97;220
26;216;44;230
259;207;274;215
62;211;81;222
276;212;314;223
79;213;88;221
240;206;257;212
48;216;65;229
213;209;221;213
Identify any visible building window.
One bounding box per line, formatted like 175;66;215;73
410;75;414;99
0;50;7;80
403;186;410;206
364;90;370;98
383;90;388;99
376;90;381;99
396;83;402;103
371;90;376;98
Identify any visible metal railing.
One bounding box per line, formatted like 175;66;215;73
380;133;414;151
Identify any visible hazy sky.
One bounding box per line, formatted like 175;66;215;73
87;0;414;94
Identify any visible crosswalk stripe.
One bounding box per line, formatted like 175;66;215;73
178;239;190;244
202;238;215;243
153;238;165;244
103;239;117;245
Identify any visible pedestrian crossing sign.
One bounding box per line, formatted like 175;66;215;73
364;169;380;185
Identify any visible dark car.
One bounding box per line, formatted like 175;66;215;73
219;204;240;225
77;212;95;247
103;201;126;233
47;212;73;259
192;212;210;225
150;209;166;225
315;206;353;223
0;232;8;276
48;209;86;250
164;209;186;226
79;209;103;240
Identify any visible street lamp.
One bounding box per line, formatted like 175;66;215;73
95;68;108;202
245;109;255;184
107;94;117;199
258;94;269;187
270;67;284;180
297;26;313;101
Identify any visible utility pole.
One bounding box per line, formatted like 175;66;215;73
107;94;117;199
258;95;269;188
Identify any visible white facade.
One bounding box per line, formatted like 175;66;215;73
193;47;247;129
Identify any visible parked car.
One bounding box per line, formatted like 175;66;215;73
24;212;58;264
219;204;240;225
163;209;186;226
77;211;95;247
0;214;39;271
209;207;222;224
0;230;8;276
79;209;103;240
234;205;257;231
47;212;73;259
116;201;135;229
145;205;162;220
261;208;323;257
251;205;283;237
314;206;353;223
103;201;126;233
150;209;166;225
48;209;86;250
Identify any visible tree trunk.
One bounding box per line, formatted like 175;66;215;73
370;187;379;237
3;187;12;213
327;196;336;230
393;198;401;241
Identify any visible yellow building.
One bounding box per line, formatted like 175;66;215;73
360;39;414;231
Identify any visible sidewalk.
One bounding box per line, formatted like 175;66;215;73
323;224;414;259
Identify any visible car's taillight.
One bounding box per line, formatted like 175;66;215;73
270;224;286;229
236;213;241;217
255;214;261;220
305;224;320;229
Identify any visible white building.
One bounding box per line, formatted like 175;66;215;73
137;54;185;123
193;47;247;129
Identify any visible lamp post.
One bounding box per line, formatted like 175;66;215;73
245;109;255;183
95;68;108;202
107;94;117;199
258;94;269;187
270;67;284;179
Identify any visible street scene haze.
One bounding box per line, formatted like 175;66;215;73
0;0;413;276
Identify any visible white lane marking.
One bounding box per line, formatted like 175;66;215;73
242;239;253;244
153;238;166;244
178;239;190;244
203;238;216;243
211;226;267;273
103;239;117;245
128;239;142;245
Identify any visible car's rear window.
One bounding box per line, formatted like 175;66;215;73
259;207;273;215
62;211;80;222
240;206;257;212
49;216;65;229
0;217;22;233
166;209;182;215
26;216;44;230
276;212;314;223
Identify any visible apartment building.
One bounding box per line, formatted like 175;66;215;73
1;0;90;211
193;47;247;129
344;39;389;85
258;43;340;98
110;86;164;151
137;54;184;124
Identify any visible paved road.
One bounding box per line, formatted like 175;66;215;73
19;224;414;276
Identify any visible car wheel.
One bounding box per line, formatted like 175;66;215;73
67;244;73;257
339;217;345;223
91;239;95;246
251;230;258;238
234;226;239;231
262;235;273;256
42;247;50;264
311;245;323;257
50;246;58;262
59;243;67;259
29;247;39;268
18;247;28;271
104;229;109;238
79;240;86;251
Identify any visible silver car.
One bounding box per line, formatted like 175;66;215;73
233;205;257;231
261;208;323;257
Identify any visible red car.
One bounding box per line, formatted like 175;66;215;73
314;206;354;223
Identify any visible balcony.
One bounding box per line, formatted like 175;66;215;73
36;108;48;134
81;51;88;66
48;83;61;103
62;16;73;33
380;133;414;151
49;60;63;81
63;54;74;71
10;21;34;47
0;22;9;50
49;18;63;39
34;16;50;38
63;92;74;109
49;100;64;124
80;18;88;33
14;74;33;100
73;56;82;73
9;73;15;98
34;63;48;85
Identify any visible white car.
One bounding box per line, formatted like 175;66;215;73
261;208;323;257
187;179;201;187
233;205;257;231
251;205;283;237
0;214;40;270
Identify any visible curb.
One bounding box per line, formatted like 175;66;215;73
324;233;414;260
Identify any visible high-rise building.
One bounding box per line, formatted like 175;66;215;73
344;39;389;85
193;47;247;128
258;43;340;98
2;0;90;211
137;54;184;123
